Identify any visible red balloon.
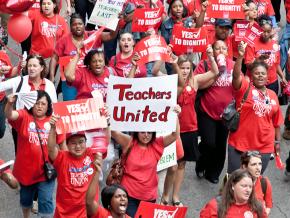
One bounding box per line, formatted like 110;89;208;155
7;14;32;43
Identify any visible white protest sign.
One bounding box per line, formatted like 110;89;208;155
88;0;125;31
157;142;177;171
107;75;177;132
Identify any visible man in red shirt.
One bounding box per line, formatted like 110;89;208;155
48;115;109;218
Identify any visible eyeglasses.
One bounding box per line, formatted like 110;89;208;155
246;150;260;157
260;19;272;26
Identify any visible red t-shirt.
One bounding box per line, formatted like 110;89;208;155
200;198;267;218
121;137;164;201
91;207;131;218
0;51;12;101
253;0;275;17
70;66;116;101
255;176;273;209
109;53;147;78
194;58;234;120
9;110;63;185
53;149;96;218
244;39;280;84
29;10;69;58
127;0;164;9
55;31;102;58
177;83;198;132
228;78;283;153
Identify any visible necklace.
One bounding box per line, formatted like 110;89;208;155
257;88;270;105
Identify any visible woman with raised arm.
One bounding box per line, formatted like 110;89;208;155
111;106;180;217
227;41;283;174
160;46;219;206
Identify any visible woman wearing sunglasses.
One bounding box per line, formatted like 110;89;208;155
241;151;273;216
227;40;283;174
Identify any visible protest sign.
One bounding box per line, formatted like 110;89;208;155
88;0;124;31
132;7;163;32
233;20;250;41
135;201;187;218
171;25;208;55
243;22;263;47
207;0;245;19
53;98;107;134
134;34;171;65
157;142;177;171
107;75;177;132
83;27;105;53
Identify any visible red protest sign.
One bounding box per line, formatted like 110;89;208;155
207;0;245;19
171;25;208;55
243;22;263;47
134;34;170;65
132;7;163;32
53;98;107;134
135;201;188;218
233;20;250;42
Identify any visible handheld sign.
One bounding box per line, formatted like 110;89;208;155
88;0;125;31
53;98;107;134
134;34;171;65
171;25;208;55
243;22;263;47
207;0;245;19
107;75;177;132
135;201;188;218
157;142;177;171
233;20;250;42
132;7;164;32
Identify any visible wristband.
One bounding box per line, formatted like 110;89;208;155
275;140;280;144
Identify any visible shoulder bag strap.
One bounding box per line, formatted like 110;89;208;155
33;116;47;164
237;83;251;112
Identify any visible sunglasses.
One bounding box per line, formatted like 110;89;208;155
246;150;260;157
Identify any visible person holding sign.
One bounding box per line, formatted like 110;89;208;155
194;40;235;184
200;169;267;218
161;0;208;75
160;46;219;206
65;48;116;101
86;153;131;218
244;15;286;95
109;32;147;78
47;114;110;218
5;90;63;218
227;41;283;174
110;106;181;217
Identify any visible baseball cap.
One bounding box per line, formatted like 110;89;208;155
66;131;86;142
215;19;232;28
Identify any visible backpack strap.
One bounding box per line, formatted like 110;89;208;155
260;176;267;196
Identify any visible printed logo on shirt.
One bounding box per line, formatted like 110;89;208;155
69;155;92;186
255;2;266;16
257;50;276;66
122;63;141;77
92;83;108;99
212;70;233;87
244;211;254;218
41;21;61;38
28;122;50;146
251;89;273;117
